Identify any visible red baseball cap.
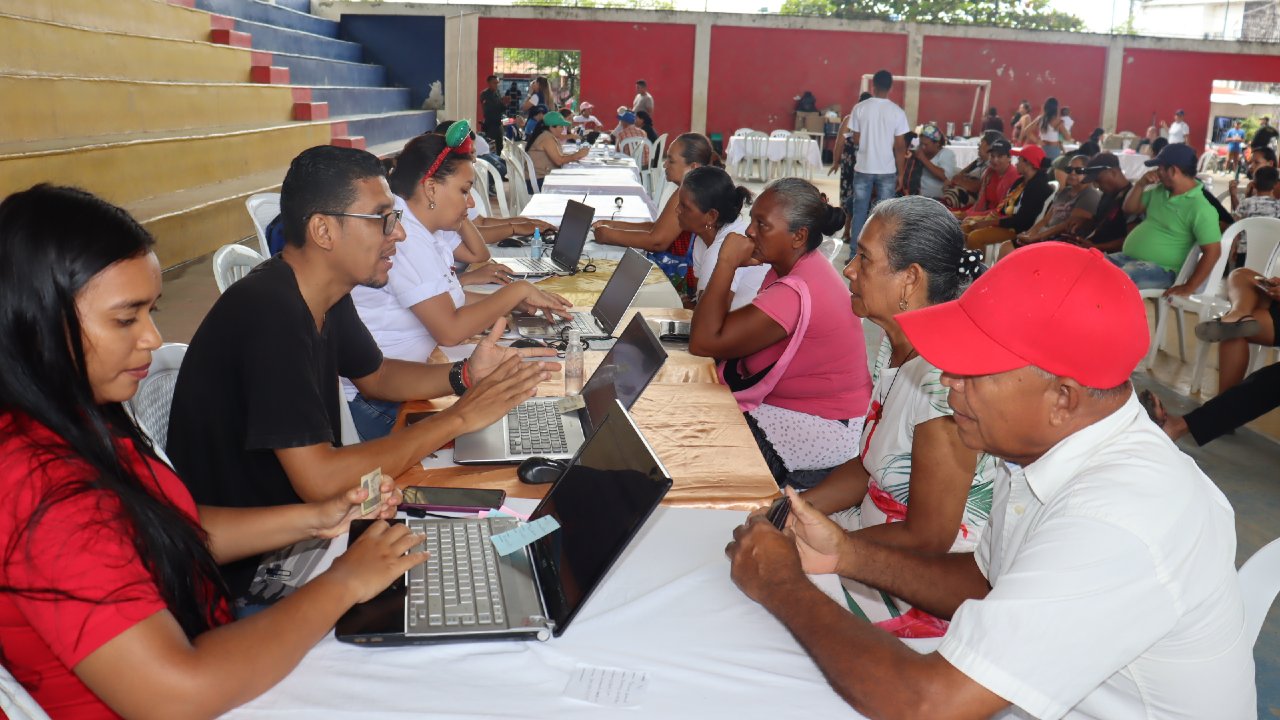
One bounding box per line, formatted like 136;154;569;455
896;242;1148;388
1012;143;1046;169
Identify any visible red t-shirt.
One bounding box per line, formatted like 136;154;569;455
744;250;873;420
967;163;1020;216
0;414;228;719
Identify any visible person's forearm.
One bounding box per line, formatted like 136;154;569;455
1183;253;1218;292
476;221;516;244
199;504;322;564
837;535;990;619
456;220;491;263
1123;181;1149;215
416;285;531;346
687;263;739;357
593;224;674;252
802;459;871;515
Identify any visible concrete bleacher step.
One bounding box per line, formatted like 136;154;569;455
256;49;387;87
0;14;252;82
224;16;363;62
338;111;436;149
3;74;296;144
309;86;413;117
191;0;337;38
0;0;211;42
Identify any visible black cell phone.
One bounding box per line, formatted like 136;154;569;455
766;496;791;530
405;411;438;427
400;487;506;514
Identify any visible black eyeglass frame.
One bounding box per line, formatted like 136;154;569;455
315;208;403;236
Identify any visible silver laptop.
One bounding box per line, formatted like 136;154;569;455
334;400;672;645
516;248;652;340
503;199;594;277
453;313;667;464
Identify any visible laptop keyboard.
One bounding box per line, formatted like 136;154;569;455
548;313;601;337
513;257;561;274
508;400;570;455
407;518;506;632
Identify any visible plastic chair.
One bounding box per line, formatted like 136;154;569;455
469;187;490;218
1239;535;1280;648
245;192;280;257
337;381;360;446
125;342;187;451
212;244;266;294
782;135;814;180
618;136;649;167
502;143;534;211
0;663;50;720
473;159;510;218
1142;249;1201;370
732;128;755;138
769;129;792;139
737;132;770;182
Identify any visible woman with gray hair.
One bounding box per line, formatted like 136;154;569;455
801;195;997;638
689;178;872;488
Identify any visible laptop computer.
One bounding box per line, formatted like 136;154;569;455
503;199;594;277
334;399;672;645
515;248;652;340
453;313;667;464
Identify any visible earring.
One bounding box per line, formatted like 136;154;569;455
899;298;909;310
429;201;436;210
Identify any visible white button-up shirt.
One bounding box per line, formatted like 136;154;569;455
939;394;1255;719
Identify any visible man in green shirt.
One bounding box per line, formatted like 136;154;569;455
1108;143;1221;295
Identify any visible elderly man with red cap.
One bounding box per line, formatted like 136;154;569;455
726;242;1255;719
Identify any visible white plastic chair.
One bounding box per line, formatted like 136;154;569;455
502;144;533;212
1143;249;1201;370
732;127;754;138
737;132;770;182
125;343;187;452
618;136;649;167
0;663;50;720
1239;536;1280;648
469;187;490;218
769;129;792;139
337;381;360;446
644;133;668;195
245;192;281;257
473;159;510;218
781;135;814;180
212;244;266;294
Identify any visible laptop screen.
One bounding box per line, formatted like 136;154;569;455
579;313;667;436
527;401;673;636
550;200;595;269
590;249;651;334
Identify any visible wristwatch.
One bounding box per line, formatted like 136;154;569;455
449;360;468;396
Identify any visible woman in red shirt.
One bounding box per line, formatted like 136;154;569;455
0;185;423;719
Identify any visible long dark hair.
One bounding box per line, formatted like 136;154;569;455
0;185;229;639
387;133;474;199
672;132;724;169
634;111;658;142
681;166;752;228
1040;97;1060;131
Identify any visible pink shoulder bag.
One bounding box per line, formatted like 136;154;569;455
716;275;812;412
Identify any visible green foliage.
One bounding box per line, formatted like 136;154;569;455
778;0;1085;31
514;0;675;9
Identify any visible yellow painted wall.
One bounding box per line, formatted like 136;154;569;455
1;75;296;144
0;16;251;82
0;0;211;42
143;189;276;268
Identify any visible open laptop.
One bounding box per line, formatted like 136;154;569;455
502;199;594;277
335;399;672;645
515;248;652;340
453;313;667;464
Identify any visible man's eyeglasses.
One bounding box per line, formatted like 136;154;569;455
316;208;403;236
1065;167;1088;175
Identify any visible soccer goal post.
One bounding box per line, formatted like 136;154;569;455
859;75;992;133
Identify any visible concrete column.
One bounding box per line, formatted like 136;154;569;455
690;17;712;134
903;26;924;125
444;11;480;123
1101;36;1126;132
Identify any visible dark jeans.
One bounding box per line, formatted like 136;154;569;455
1185;361;1280;445
348;393;401;442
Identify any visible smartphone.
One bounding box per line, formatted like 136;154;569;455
1255;277;1277;290
401;487;506;514
766;496;791;530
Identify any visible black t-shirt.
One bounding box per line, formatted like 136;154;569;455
1251;125;1278;150
1088;183;1134;246
480;88;505;126
1202;186;1233;228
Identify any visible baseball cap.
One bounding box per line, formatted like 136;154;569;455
543;112;571;127
1175;109;1185;116
618;110;637;123
896;242;1148;388
919;123;944;144
1012;143;1046;168
1144;143;1197;172
988;138;1012;156
1082;152;1120;180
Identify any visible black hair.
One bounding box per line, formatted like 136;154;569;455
987;107;999;117
673;132;723;169
1076;140;1101;158
764;177;845;252
634;110;658;142
1151;137;1169;156
387;133;474;200
486;74;497;82
681;166;752;228
872;70;893;91
524;120;551;152
280;145;386;248
1255;166;1279;192
0;185;229;639
1258;146;1277;164
980;130;1005;148
635;79;647;88
858;91;872;103
1040;97;1059;131
1090;127;1106;142
1060;105;1071;116
871;196;986;303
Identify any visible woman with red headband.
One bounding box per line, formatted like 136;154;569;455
346;124;572;440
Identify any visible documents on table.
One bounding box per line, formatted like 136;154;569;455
490;515;560;556
562;664;649;707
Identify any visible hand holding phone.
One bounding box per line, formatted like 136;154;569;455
765;496;791;531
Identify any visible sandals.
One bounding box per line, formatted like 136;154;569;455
1194;317;1259;343
1138;389;1169;430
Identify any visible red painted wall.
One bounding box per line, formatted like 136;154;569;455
1117;48;1280;148
706;26;908;139
477;17;696;133
919;36;1107;139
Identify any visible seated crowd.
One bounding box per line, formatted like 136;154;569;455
0;79;1264;718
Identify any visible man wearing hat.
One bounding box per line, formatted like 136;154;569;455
726;242;1255;718
611;108;649;162
1163;109;1190;144
1077;152;1137;251
1110;142;1221;295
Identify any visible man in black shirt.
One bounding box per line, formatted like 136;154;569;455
479;74;505;153
168;146;554;591
1251;116;1278;152
1080;152;1137;252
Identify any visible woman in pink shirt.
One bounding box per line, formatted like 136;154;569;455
690;178;872;487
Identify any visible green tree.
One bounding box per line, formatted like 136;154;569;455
778;0;1084;31
514;0;675;9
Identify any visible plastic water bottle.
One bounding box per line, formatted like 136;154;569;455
531;228;544;261
564;329;583;395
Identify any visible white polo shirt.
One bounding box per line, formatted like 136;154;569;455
345;195;468;400
1168;120;1190;144
690;217;771;310
849;97;909;175
939;394;1255;719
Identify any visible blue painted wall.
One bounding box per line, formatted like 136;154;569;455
339;15;446;109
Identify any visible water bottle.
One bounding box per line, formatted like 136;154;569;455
564;329;583;395
531;228;544;261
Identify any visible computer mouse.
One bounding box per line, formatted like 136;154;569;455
497;238;525;248
518;456;568;485
510;338;549;349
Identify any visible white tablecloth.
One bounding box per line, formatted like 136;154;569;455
223;504;938;719
542;171;647;198
724;136;822;170
521;193;655;225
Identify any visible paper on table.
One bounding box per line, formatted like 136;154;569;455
490;515;560;556
562;664;649;708
438;344;476;362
